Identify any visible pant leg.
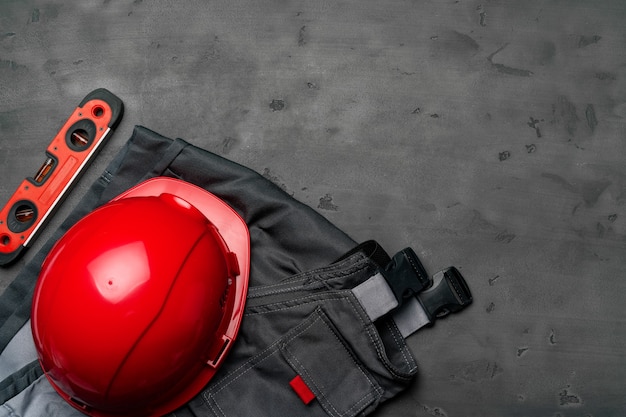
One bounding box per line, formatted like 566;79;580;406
175;251;417;417
0;126;359;413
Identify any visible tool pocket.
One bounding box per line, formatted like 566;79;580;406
203;307;383;417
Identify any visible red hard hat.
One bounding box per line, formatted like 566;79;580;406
31;177;250;417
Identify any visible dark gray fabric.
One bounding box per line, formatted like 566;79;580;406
0;126;417;416
174;252;416;417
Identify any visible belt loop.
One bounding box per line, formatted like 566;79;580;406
334;240;391;267
141;137;189;180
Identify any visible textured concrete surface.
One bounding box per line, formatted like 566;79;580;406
1;1;625;416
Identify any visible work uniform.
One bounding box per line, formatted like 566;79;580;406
0;126;470;416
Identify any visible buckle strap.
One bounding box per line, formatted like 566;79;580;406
380;248;431;303
380;249;473;337
334;240;392;268
350;245;472;337
417;267;472;322
392;266;473;338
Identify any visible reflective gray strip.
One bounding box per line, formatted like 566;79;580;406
351;273;398;322
0;321;38;381
352;272;432;338
392;297;430;338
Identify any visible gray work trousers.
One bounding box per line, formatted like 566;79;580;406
0;126;419;416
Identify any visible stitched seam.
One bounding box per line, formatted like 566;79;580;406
245;292;354;316
405;252;428;285
204;306;381;417
247;255;371;298
448;273;465;301
245;293;378;356
286;350;377;417
246;280;327;298
247;266;365;298
204;315;323;417
206;291;424;416
206;395;224;417
386;320;418;374
204;313;328;415
204;309;324;398
1;404;19;417
343;296;389;390
246;291;409;382
100;170;113;184
282;311;379;417
205;394;224;417
248;290;417;381
205;339;278;397
332;295;386;397
344;296;380;355
344;292;417;380
387;319;412;371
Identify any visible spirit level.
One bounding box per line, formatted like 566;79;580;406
0;88;123;266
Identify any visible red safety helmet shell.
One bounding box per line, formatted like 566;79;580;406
31;177;250;417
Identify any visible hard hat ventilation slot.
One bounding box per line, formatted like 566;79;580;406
69;397;90;411
208;337;231;368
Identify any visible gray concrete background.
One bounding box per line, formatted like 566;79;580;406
1;1;625;416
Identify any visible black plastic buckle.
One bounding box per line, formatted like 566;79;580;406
380;248;431;304
417;267;473;323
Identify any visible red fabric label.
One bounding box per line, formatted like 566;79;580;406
289;375;316;405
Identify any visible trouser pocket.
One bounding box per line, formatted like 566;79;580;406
203;307;383;417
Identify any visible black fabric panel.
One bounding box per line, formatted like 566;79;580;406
164;138;357;284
